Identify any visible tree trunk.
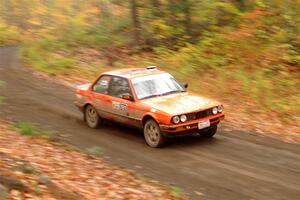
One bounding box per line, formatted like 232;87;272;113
98;0;112;18
151;0;161;9
230;0;247;11
183;0;192;38
130;0;141;48
151;0;162;16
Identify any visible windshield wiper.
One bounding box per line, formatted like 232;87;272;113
140;90;183;100
161;90;181;96
140;94;162;100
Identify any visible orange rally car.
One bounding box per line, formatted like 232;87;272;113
75;66;224;148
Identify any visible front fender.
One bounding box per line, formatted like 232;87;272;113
141;110;171;126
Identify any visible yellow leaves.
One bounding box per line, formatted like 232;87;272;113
0;147;12;154
52;12;71;23
242;8;269;20
0;20;22;46
34;4;48;15
86;6;100;16
149;19;173;40
28;19;42;26
80;4;100;18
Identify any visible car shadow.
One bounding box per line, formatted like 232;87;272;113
83;120;221;149
167;135;220;148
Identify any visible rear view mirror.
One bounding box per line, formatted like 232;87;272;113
183;83;188;89
121;93;133;101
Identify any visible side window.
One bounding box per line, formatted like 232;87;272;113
93;75;111;94
108;77;132;98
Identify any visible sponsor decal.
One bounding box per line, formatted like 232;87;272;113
112;101;127;111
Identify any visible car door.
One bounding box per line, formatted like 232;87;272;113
107;76;140;127
91;75;114;120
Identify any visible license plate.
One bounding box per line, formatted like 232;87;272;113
198;120;210;130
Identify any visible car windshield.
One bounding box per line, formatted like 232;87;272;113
131;73;185;100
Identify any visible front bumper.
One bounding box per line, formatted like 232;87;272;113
160;114;224;135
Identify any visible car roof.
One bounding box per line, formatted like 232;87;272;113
102;67;166;79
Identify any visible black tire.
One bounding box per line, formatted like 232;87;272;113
143;119;166;148
84;105;101;128
202;125;218;138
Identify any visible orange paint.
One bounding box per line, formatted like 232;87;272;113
75;67;224;134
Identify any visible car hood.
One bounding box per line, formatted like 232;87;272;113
141;92;219;116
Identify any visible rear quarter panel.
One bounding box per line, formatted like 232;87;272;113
75;83;92;110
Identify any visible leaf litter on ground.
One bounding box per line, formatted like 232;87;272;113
0;120;184;200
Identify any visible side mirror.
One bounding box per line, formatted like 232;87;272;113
183;83;188;89
121;93;133;101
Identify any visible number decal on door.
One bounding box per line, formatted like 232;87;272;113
112;101;127;111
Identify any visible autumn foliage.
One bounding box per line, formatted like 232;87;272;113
0;0;299;136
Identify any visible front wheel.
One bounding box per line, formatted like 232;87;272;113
144;119;166;148
202;125;217;138
85;105;101;128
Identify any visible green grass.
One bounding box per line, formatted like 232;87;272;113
12;163;38;175
0;80;5;87
12;121;55;139
0;80;5;104
85;146;103;157
63;144;81;152
34;183;42;195
0;23;22;47
170;185;184;198
20;41;76;75
0;96;4;104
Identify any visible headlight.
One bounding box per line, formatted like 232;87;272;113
172;116;180;124
212;107;218;115
180;115;187;122
218;105;223;113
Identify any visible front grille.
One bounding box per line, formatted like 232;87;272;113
186;108;212;121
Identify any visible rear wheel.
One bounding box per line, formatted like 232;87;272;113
144;119;166;148
202;125;217;138
85;105;101;128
